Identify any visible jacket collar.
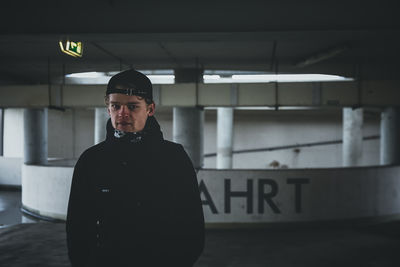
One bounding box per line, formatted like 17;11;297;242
105;116;164;145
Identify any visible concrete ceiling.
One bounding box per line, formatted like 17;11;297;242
0;0;399;85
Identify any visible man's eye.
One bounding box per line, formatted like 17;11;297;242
127;105;137;111
111;104;121;110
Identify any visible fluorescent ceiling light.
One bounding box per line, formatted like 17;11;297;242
66;72;103;78
204;74;353;83
205;106;276;110
204;75;221;80
65;71;352;85
64;72;174;84
205;106;323;111
147;75;174;84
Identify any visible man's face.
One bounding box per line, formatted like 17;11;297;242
107;93;155;132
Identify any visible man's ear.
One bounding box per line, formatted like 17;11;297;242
147;103;156;116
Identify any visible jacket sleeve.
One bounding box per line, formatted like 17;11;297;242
66;153;91;267
162;144;205;267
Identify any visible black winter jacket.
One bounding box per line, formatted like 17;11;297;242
66;116;205;267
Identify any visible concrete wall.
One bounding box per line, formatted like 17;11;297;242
161;109;380;169
154;112;173;142
2;109;27;186
2;108;380;171
48;108;94;159
227;110;380;169
3;108;94;159
21;164;400;223
1;108;381;187
1;108;93;185
3;108;94;160
0;157;22;186
3;109;24;158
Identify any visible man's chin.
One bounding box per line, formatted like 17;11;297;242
116;125;134;132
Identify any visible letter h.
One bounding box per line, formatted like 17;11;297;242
224;179;253;214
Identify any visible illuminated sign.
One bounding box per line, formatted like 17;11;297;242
59;40;83;58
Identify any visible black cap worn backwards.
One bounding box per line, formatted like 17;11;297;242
106;69;153;100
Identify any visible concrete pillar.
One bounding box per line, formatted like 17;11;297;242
342;107;363;167
173;107;204;169
94;108;109;144
380;107;400;165
23;108;48;165
217;107;234;169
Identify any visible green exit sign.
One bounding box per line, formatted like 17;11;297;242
59;41;83;58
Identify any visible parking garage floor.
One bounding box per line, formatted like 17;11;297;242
1;189;400;267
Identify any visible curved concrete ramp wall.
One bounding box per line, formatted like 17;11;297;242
22;164;73;220
199;166;400;223
21;164;400;223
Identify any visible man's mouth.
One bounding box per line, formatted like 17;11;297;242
117;122;132;126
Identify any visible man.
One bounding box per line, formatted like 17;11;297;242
66;69;205;267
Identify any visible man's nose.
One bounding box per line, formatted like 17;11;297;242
118;105;129;116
